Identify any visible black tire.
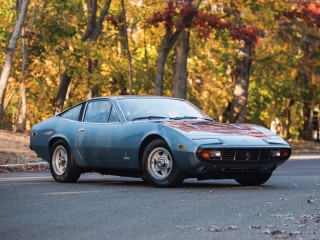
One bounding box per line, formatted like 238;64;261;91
142;139;184;188
50;140;81;183
235;172;272;186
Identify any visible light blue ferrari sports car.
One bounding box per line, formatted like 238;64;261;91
30;96;291;187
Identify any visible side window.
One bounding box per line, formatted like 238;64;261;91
83;100;120;123
109;107;120;122
59;104;82;121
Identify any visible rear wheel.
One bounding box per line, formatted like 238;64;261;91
142;139;184;188
235;172;272;186
50;140;81;183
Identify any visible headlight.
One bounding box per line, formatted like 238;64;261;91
271;150;281;157
199;149;221;160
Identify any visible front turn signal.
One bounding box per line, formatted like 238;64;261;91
281;149;291;159
200;149;211;159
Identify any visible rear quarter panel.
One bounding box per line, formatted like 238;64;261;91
30;117;80;162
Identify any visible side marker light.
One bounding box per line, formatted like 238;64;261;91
178;145;185;150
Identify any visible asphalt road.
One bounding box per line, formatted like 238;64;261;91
0;156;319;240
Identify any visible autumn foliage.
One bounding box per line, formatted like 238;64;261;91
146;1;264;46
280;4;320;28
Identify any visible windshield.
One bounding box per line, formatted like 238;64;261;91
117;98;210;121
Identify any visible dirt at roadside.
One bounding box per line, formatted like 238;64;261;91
0;130;42;165
288;139;320;153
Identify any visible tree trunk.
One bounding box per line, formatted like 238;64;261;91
0;0;30;122
154;0;200;96
16;0;35;131
14;25;28;132
229;45;252;123
82;0;112;42
222;102;232;123
302;101;313;140
172;29;190;99
87;59;100;98
14;82;27;132
155;45;171;96
120;0;133;95
84;0;112;97
20;83;27;130
298;69;314;140
54;71;72;114
284;99;294;138
143;27;152;94
18;39;27;132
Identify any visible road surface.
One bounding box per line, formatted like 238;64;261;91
0;155;319;240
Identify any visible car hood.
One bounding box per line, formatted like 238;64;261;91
163;121;276;139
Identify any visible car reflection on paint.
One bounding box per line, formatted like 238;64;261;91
30;96;291;187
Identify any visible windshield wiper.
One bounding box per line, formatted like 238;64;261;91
170;116;196;120
132;116;167;121
170;116;213;121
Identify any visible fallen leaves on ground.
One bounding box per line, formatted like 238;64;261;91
0;165;49;173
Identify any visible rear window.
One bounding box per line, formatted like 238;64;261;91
59;104;82;121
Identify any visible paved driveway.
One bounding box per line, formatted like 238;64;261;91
0;155;319;240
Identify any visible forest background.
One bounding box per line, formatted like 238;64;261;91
0;0;319;141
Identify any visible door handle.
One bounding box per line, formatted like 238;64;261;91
78;128;85;132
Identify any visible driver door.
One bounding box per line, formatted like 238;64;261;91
75;100;122;167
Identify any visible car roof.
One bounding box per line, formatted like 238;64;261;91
90;95;184;101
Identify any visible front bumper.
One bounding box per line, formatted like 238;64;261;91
183;159;288;180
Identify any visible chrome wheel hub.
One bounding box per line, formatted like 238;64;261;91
157;157;167;167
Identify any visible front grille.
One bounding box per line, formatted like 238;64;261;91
209;148;287;161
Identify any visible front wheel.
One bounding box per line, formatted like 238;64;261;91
50;140;81;183
235;172;272;186
142;139;184;188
